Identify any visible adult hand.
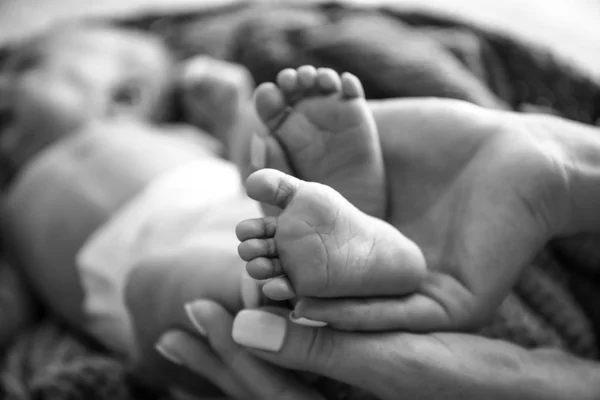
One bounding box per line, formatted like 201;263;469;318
252;98;574;331
153;301;324;400
125;247;320;400
223;307;600;400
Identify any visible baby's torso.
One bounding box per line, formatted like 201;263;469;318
1;120;259;345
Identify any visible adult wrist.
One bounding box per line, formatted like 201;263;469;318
522;113;600;235
466;340;600;400
517;348;600;400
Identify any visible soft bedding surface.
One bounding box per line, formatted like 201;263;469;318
1;0;600;76
0;2;599;400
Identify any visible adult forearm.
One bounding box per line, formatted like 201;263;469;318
523;113;600;235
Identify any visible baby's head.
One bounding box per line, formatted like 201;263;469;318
0;23;175;182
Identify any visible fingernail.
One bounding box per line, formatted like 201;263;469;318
155;332;184;365
262;277;296;301
289;311;327;327
184;302;207;336
241;271;260;309
250;132;266;170
232;310;286;352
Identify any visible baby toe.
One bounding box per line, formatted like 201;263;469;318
340;72;365;99
245;169;302;208
276;68;299;99
262;276;296;301
254;83;288;129
246;257;283;280
238;238;278;261
296;65;318;90
236;217;277;241
316;68;342;94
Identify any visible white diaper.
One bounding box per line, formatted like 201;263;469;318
76;157;261;357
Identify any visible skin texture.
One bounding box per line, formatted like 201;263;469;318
252;66;386;219
237;169;425;301
290;98;569;331
143;97;600;399
5;43;594;399
238;67;423;304
229;306;600;400
238;93;569;332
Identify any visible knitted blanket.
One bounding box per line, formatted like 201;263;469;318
2;3;600;399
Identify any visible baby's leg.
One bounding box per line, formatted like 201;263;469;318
236;169;425;303
229;77;414;216
253;66;386;219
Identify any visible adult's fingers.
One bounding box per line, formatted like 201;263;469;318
233;308;560;400
230;308;384;382
184;299;324;400
291;294;451;332
156;330;252;400
230;308;456;400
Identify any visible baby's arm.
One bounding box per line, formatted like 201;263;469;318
123;212;253;396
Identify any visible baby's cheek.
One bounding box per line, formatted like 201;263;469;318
17;72;92;141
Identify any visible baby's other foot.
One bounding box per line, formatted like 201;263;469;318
179;56;254;146
254;66;386;219
236;169;425;302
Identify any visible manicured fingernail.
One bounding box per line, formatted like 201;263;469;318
262;277;296;301
155;332;184;365
289;311;327;327
251;132;266;170
241;271;260;309
184;302;207;336
232;310;286;352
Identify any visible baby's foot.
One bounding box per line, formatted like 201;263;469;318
236;169;425;302
253;66;386;219
179;56;254;147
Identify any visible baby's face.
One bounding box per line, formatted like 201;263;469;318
1;50;104;176
0;27;172;179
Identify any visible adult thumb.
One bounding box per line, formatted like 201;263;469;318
231;308;385;385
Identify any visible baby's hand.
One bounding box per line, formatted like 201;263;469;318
179;56;254;146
